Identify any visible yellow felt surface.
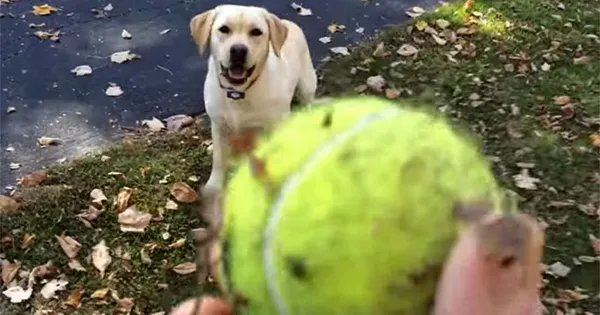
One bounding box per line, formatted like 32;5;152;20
221;97;501;314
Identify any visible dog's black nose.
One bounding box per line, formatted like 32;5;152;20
230;44;248;65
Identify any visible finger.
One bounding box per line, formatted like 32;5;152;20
169;297;232;315
433;213;545;315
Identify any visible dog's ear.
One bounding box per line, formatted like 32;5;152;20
190;9;216;56
266;13;288;57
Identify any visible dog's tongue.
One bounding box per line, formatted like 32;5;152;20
229;67;245;79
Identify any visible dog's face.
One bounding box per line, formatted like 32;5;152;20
190;5;288;87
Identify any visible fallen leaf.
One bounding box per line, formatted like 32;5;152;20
553;95;571;105
541;62;551;71
330;46;350;56
366;75;386;92
71;65;92;76
110;50;141;64
188;175;199;182
33;30;60;41
29;22;46;28
168;238;186;249
397;44;419;56
78;205;104;221
172;262;196;275
68;259;86;272
431;33;447;45
28;262;59;285
1;260;21;286
327;24;346;33
165;199;178;211
38;136;61;146
385;88;400;99
405;6;425;17
415;20;428;31
2;286;33;303
591;234;600;255
41;278;69;299
355;27;364;34
18;171;47;188
65;285;84;308
21;233;35;249
118;206;152;233
513;169;540;190
372;42;388;57
33;4;58;16
9;163;20;170
91;288;110;299
141;117;165;132
55;235;82;259
104;3;113;11
91;188;108;204
115;187;132;212
170;182;198;203
290;2;312;16
318;36;331;44
573;55;591;65
140;248;152;264
121;29;132;39
6;106;16;113
105;83;124;97
436;19;450;29
557;289;589;303
92;240;112;278
159;29;170;35
547;261;571;278
0;195;20;214
116;297;135;315
164;114;194;132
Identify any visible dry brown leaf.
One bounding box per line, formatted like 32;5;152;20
107;171;127;180
372;42;387;58
589;133;600;148
77;205;104;223
0;195;20;214
573;55;591;65
327;23;346;33
115;187;133;212
172;262;196;275
116;297;135;315
2;260;21;286
21;233;36;249
431;33;447;45
38;136;61;146
33;30;60;41
90;188;107;204
397;44;419;56
385;88;400;99
65;285;84;308
436;19;450;29
17;171;47;188
91;287;110;299
68;259;86;272
557;289;589;303
170;182;198;204
553;95;571;105
168;238;186;249
33;4;59;16
118;206;152;233
55;235;82;259
366;75;386;92
29;262;59;285
92;240;112;278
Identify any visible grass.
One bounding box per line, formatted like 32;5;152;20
1;0;600;313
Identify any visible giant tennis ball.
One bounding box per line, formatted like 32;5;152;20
217;97;502;314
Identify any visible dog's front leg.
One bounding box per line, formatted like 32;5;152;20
204;122;231;191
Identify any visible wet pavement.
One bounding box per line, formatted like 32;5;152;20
0;0;435;189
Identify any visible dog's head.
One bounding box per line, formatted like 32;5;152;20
190;5;288;87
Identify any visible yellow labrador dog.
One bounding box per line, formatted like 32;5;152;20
190;5;317;190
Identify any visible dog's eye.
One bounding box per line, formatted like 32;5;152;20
218;25;230;34
250;28;263;36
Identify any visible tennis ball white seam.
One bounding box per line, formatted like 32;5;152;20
262;107;403;315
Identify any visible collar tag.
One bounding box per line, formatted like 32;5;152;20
226;90;245;100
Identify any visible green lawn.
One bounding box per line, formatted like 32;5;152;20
1;0;599;314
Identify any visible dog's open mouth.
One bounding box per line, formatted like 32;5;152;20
221;64;255;86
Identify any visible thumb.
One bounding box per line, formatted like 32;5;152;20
169;297;232;315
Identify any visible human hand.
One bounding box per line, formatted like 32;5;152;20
169;213;544;315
